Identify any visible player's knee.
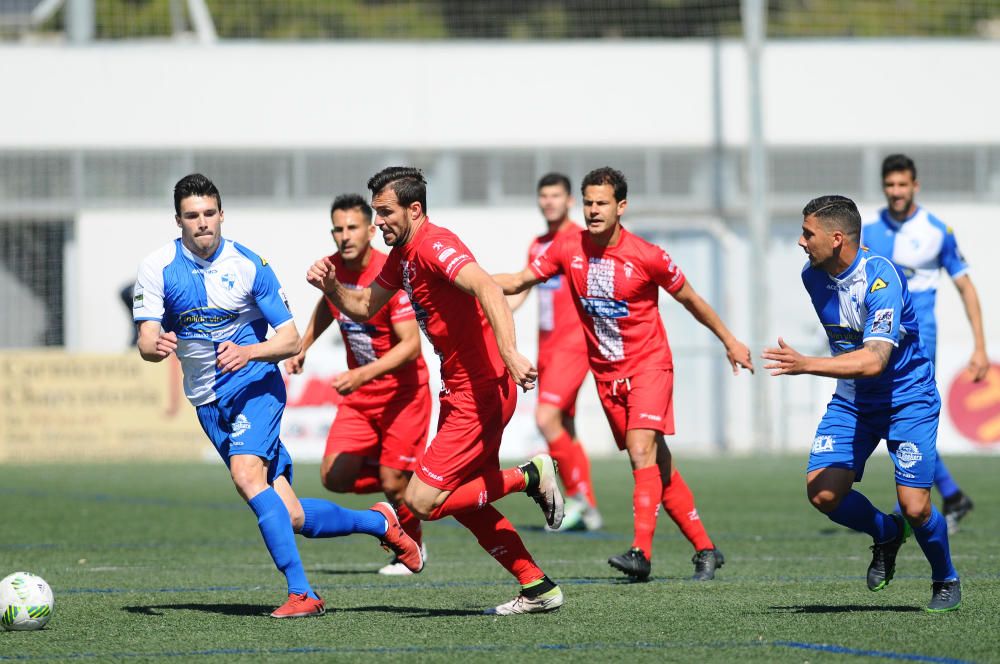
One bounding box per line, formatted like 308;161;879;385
807;488;842;513
321;472;353;493
899;501;931;526
380;473;408;503
535;406;562;438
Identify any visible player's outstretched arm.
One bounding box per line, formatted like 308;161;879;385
762;337;891;378
285;295;334;375
137;320;177;363
217;321;302;374
953;274;990;381
670;281;753;374
457;263;537;391
493;267;544;297
306;256;396;322
332;317;422;396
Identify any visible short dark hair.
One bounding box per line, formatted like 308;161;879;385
881;153;917;180
802;194;861;242
367;166;427;213
581;167;627;202
330;193;373;223
537;172;571;194
173;173;221;216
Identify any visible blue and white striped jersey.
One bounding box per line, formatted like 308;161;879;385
133;238;294;406
802;248;936;407
861;207;968;358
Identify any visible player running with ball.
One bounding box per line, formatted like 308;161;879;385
495;167;752;581
134;174;421;619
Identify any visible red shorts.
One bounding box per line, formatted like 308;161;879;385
537;346;590;417
595;369;675;450
416;376;517;491
324;383;431;472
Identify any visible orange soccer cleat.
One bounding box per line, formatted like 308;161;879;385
371;502;424;573
270;593;326;619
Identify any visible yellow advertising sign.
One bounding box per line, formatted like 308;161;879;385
0;351;203;462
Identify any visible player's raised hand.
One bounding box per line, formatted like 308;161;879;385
724;338;754;375
502;350;538;392
216;341;252;374
284;350;306;375
968;348;990;382
154;331;178;358
306;256;338;294
761;337;807;376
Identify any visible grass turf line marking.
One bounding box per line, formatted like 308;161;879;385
773;641;974;664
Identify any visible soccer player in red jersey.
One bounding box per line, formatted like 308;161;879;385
307;167;565;615
286;194;432;576
506;173;602;531
495;167;754;581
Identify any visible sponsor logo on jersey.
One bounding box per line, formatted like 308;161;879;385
812;435;835;453
231;413;251;439
638;413;662;421
339;320;377;334
260;257;269;267
132;286;144;309
869;278;888;293
571;255;584;270
895;441;923;469
437;247;457;262
176;307;240;336
579;297;628;319
871;308;894;335
421;465;444;482
444;254;469;276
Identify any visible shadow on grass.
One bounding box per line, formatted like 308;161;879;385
123;603;271;617
771;604;923;613
339;604;484;618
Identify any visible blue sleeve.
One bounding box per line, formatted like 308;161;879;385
939;226;969;278
863;259;905;346
252;262;294;330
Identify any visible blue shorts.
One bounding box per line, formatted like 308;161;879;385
196;369;293;486
807;393;940;488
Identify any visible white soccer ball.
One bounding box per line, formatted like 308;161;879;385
0;572;54;631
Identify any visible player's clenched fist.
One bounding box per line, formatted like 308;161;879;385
503;350;538;392
216;340;253;374
306;257;338;294
155;331;178;358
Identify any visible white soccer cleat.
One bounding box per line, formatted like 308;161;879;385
484;587;564;616
378;544;427;576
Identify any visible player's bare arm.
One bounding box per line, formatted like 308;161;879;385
217;321;302;374
762;337;892;378
455;262;538;391
285;295;335;375
137;320;177;363
306;256;395;322
670;281;754;374
953;274;989;382
331;317;422;396
493;266;545;296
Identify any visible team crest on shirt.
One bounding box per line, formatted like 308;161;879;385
432;242;443;251
623;261;635;279
221;273;236;289
869;278;888;293
896;441;923;469
871;309;893;335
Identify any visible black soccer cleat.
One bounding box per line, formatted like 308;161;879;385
608;547;651;581
867;512;909;592
926;579;962;613
943;493;974;535
691;548;725;581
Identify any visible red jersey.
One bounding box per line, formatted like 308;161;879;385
375;219;506;393
325;250;429;399
527;222;588;360
529;226;686;380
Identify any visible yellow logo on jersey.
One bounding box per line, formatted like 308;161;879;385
260;256;269;267
869;278;888;293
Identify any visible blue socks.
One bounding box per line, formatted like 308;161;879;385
300;499;388;539
933;457;960;500
912;507;958;582
826;490;899;542
248;487;314;598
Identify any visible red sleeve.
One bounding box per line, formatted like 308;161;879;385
647;244;686;294
388;291;416;322
374;246;403;290
529;236;564;281
420;231;476;283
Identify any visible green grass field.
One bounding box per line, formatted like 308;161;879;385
1;455;997;663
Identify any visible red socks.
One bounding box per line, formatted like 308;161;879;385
395;501;423;548
631;465;663;557
453;505;543;585
661;469;713;551
548;431;597;507
426;468;526;520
